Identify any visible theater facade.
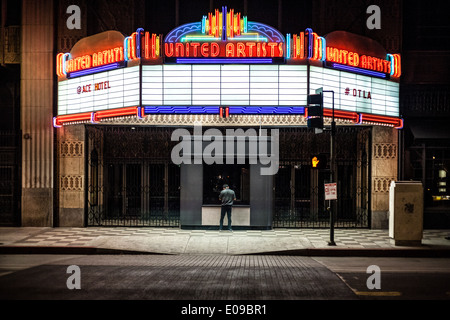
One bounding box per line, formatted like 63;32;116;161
54;8;402;229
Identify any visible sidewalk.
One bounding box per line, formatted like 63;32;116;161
1;227;450;256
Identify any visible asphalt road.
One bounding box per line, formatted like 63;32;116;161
314;257;450;300
0;254;449;317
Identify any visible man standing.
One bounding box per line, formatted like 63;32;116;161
219;184;236;231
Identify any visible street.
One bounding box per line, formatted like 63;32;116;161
314;256;450;300
0;255;449;306
0;254;357;300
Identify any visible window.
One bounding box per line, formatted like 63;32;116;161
203;164;250;205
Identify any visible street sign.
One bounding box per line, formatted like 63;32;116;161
325;183;337;200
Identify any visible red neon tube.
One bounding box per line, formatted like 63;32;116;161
229;9;234;38
144;32;150;59
361;113;403;128
54;107;142;127
236;12;241;36
323;108;359;123
56;112;94;125
305;108;402;128
56;53;64;77
208;12;213;36
305;108;359;123
94;106;140;120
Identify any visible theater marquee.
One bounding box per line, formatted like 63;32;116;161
54;7;403;129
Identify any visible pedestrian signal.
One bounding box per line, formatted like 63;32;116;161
311;154;327;169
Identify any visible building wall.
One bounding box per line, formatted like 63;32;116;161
20;0;54;226
400;0;450;227
371;126;399;228
57;124;85;227
31;0;404;228
311;0;402;53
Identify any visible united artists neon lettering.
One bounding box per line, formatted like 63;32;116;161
326;46;391;74
164;42;284;58
64;46;124;74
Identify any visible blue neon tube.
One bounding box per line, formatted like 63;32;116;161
332;63;387;78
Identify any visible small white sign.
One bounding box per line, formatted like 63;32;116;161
325;183;337;200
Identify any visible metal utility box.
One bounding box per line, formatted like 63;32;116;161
389;181;424;246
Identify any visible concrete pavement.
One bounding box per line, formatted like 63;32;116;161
1;227;450;256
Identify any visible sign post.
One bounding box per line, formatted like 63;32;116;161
322;89;337;246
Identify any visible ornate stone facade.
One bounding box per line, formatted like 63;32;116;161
56;113;399;228
21;0;55;226
57;125;85;227
371;126;399;228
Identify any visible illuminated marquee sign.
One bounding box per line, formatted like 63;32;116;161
327;47;390;73
57;47;124;76
309;66;399;117
141;64;307;106
286;30;401;79
163;6;285;63
54;7;403;129
323;31;401;78
325;47;401;78
56;30;163;79
57;66;140;116
164;41;284;59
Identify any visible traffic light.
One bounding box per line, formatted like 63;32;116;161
307;88;323;131
311;154;327;170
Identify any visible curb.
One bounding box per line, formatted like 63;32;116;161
256;247;450;257
1;245;450;257
0;246;168;255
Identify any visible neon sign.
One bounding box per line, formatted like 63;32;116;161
124;30;162;60
286;30;401;78
164;41;283;58
326;46;391;74
164;6;284;62
56;9;401;79
56;46;124;76
286;30;326;61
57;30;162;78
55;8;403;129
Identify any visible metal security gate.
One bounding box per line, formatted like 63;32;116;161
273;127;371;228
86;126;180;226
0;131;21;226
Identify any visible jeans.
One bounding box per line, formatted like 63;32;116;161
220;205;232;230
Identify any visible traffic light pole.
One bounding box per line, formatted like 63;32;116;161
308;88;337;245
323;90;336;246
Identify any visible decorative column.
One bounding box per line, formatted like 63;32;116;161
58;125;86;227
371;126;399;229
21;0;55;226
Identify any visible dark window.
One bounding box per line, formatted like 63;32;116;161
203;164;249;205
